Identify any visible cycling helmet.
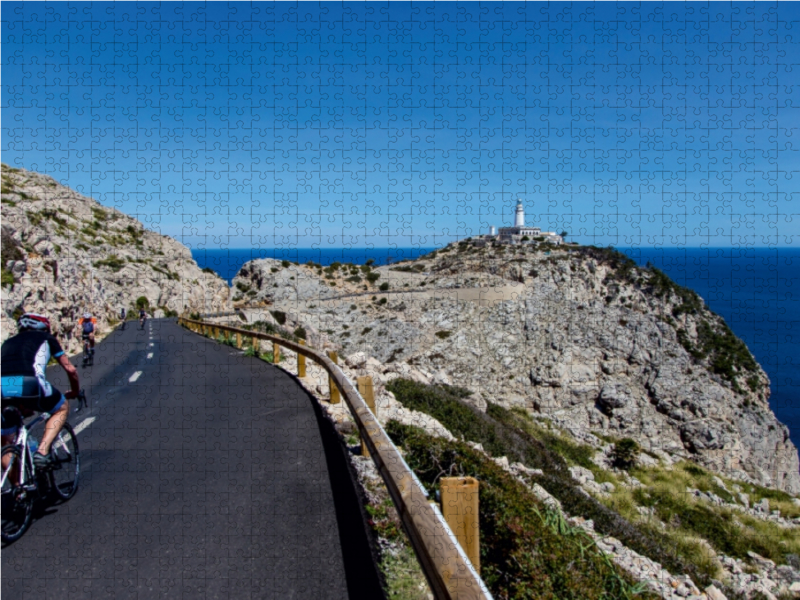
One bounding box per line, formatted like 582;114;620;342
18;313;51;332
83;312;92;319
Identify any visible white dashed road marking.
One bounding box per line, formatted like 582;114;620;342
129;371;142;383
148;343;154;348
147;352;153;359
73;417;96;436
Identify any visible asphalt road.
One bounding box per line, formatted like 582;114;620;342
2;319;383;599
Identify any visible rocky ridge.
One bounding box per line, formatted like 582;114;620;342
1;165;230;352
232;243;800;494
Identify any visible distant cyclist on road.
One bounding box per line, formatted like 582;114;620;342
1;313;80;471
119;307;127;330
139;308;147;329
78;312;97;357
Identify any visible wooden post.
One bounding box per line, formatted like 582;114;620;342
440;477;480;574
328;350;340;404
236;332;242;348
252;335;258;353
273;342;281;363
358;376;376;456
298;340;306;377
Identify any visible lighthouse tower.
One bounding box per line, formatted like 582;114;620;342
514;199;525;227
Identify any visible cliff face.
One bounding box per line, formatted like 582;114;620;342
233;244;800;493
1;165;230;352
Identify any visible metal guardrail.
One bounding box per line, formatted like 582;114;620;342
178;317;493;600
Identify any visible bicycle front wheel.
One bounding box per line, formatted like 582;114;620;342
1;445;33;543
49;423;79;500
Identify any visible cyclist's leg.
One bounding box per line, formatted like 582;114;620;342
35;392;69;456
89;332;95;349
1;404;19;444
2;404;23;482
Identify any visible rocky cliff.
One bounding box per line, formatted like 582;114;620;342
232;242;800;493
1;165;230;352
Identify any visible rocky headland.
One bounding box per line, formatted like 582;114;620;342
1;165;229;352
232;242;799;494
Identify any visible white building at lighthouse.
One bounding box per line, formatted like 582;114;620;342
490;199;563;245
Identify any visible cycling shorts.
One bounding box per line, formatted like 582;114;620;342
1;376;65;436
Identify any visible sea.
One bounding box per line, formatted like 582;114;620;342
192;246;800;449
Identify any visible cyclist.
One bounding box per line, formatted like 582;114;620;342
1;313;80;471
119;307;127;330
78;312;97;356
139;307;147;329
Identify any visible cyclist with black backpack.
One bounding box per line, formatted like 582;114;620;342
1;313;80;471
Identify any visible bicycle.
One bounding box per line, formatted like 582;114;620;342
1;391;83;543
81;334;94;367
139;315;147;330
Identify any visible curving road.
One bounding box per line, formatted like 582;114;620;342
2;319;383;599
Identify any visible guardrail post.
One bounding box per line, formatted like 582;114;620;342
236;332;242;349
327;351;340;403
357;376;376;457
273;342;281;363
252;335;258;354
298;340;306;377
440;477;481;574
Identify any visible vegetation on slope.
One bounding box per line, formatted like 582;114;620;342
388;378;800;591
386;421;656;600
386;379;705;584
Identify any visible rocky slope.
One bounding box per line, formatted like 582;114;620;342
232;242;800;494
1;165;230;352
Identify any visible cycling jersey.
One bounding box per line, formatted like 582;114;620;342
1;331;65;398
1;331;67;434
78;316;97;333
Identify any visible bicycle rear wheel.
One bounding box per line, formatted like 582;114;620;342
49;423;79;500
1;445;33;543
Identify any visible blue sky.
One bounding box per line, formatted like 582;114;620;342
2;2;799;248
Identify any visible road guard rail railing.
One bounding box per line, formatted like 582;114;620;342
178;316;492;600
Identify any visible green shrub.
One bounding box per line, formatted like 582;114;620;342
434;330;451;340
611;438;640;470
135;296;150;309
281;260;290;268
1;268;15;286
379;282;389;291
201;267;218;276
490;406;596;470
366;272;381;284
270;310;287;325
293;326;307;340
1;229;24;263
94;255;126;272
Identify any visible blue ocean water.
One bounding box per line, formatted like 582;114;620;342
192;246;800;448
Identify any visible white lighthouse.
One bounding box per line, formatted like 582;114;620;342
514;199;525;227
493;198;563;245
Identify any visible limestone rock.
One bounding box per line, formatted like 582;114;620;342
1;166;230;353
233;233;800;493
